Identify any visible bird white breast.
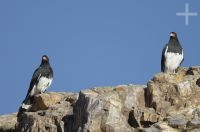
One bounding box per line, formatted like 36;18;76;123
29;77;52;97
36;77;53;93
164;47;183;73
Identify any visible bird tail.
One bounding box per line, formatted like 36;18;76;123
17;96;33;117
17;106;27;117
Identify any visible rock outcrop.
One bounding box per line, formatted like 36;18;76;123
16;92;78;132
1;66;200;132
0;113;17;132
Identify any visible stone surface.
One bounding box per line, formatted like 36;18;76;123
0;113;17;132
73;85;146;132
30;92;71;111
1;66;200;132
144;66;200;131
143;122;179;132
16;92;78;132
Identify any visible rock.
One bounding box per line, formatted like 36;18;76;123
73;85;146;132
186;108;200;130
1;66;200;131
143;122;179;132
0;113;17;132
186;66;200;75
144;66;200;131
16;92;78;132
30;92;70;111
146;67;200;119
167;114;188;128
196;78;200;87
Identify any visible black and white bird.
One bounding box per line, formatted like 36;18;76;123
161;32;184;73
18;55;53;114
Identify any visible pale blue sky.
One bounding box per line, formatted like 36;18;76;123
0;1;199;114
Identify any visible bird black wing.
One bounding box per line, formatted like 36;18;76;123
18;67;42;115
161;44;167;72
179;49;184;67
24;65;53;100
23;67;42;104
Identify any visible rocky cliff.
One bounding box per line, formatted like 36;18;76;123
1;66;200;132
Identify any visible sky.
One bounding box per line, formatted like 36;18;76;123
0;1;199;115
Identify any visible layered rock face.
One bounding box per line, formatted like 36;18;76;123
1;67;200;132
73;85;146;132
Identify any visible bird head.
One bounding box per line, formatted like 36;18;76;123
42;55;49;64
170;32;177;38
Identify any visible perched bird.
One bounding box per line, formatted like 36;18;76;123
161;32;184;73
18;55;53;114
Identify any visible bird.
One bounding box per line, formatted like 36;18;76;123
18;55;53;115
161;32;184;74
